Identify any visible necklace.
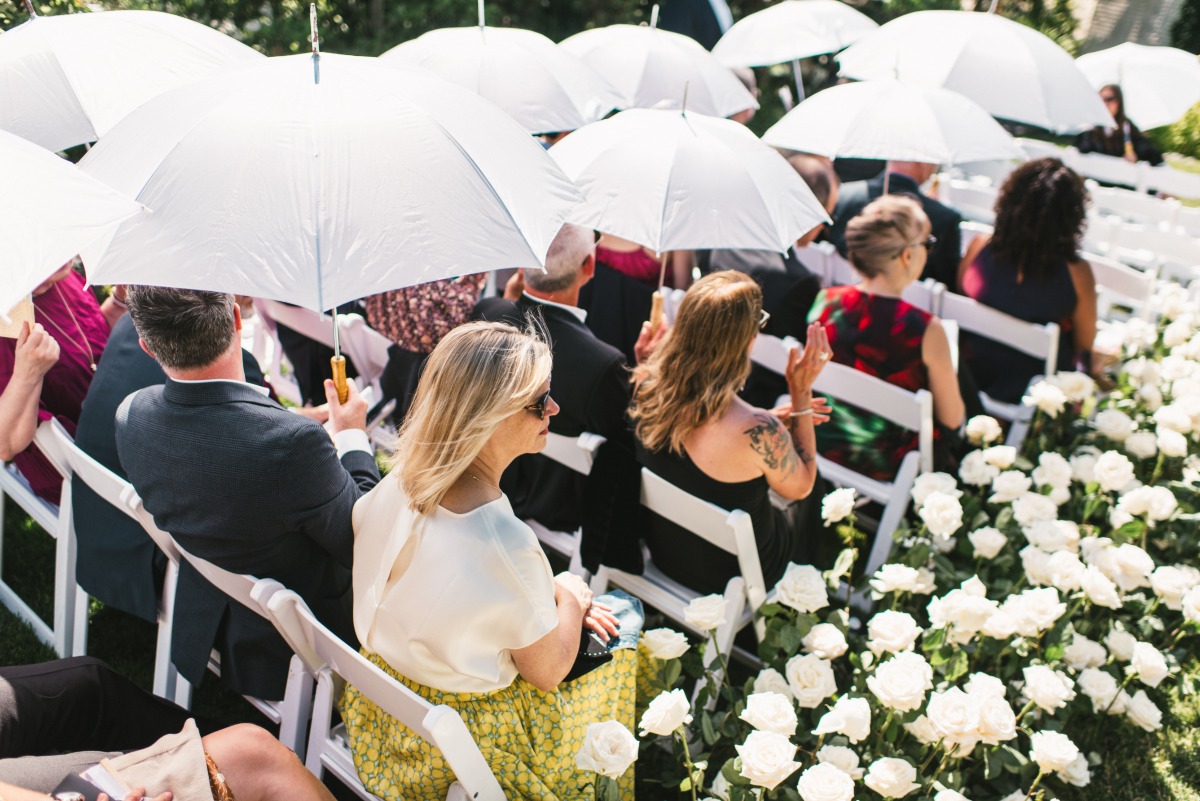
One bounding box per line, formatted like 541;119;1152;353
38;284;97;371
463;470;499;490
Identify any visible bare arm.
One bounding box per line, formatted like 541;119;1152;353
1067;258;1098;374
511;574;588;693
957;234;990;293
922;317;965;429
669;250;695;290
0;323;59;461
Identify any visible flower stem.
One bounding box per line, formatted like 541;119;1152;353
1023;768;1046;801
1014;699;1037;724
677;729;699;801
708;631;736;701
1101;673;1136;715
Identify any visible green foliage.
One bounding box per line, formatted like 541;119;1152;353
1172;0;1200;55
1148;101;1200;161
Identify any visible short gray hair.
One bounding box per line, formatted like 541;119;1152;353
524;223;595;293
126;286;237;371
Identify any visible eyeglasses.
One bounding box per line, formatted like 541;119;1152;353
918;235;938;250
525;387;553;420
759;309;771;330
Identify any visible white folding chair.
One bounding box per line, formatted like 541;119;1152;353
1103;223;1200;283
951;159;1017;188
958;221;994;258
522;431;606;577
1144;162;1200;200
255;582;506;801
172;546;313;757
1083;252;1157;321
0;434;85;658
938;178;997;225
1087;182;1181;228
590;468;766;673
822;249;859;288
1174;204;1200;238
1016;138;1067;163
937;291;1059;448
34;419;184;698
253;300;339;406
900;278;945;316
1070;150;1147;191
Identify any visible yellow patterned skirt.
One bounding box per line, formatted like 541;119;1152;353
340;648;649;800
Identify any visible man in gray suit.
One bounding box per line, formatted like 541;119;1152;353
116;287;380;701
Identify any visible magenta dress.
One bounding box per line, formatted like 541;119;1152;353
0;270;109;504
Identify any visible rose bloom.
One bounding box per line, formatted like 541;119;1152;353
925;687;981;755
785;653;838;708
864;758;921;799
1000;587;1066;637
982;445;1017;469
1062;634;1107;671
869;563;920;595
904;715;940;745
642;628;690;660
866;610;923;655
867;652;933;712
913;567;937;595
1138;384;1163;412
1024;380;1067;418
927;578;998;644
1032;452;1073;488
1093;451;1136;493
1095;409;1135;442
1124;430;1158;460
1157;426;1189;458
1029;730;1080;772
753;667;794;700
775;563;829;613
974;694;1018;745
1125;689;1164;732
575;720;639;779
739;691;799;736
968;527;1007;559
821;487;857;525
959;450;1000;486
1081;566;1123;609
816;745;864;780
919;491;963;538
803;622;849;660
1022;665;1076;712
1023;519;1080;553
813;694;871;743
735;730;801;790
1110;543;1154;591
935;791;972;801
684;594;727;632
1057;753;1092;788
1046;550;1085;592
1182;585;1200;624
1077;668;1126;714
1049;371;1096;402
796;762;855;801
638;689;693;736
980;608;1019;641
1020;545;1053;586
1131;641;1170;688
965;415;1003;446
990;470;1032;503
964;672;1006;699
1154;403;1194;434
911;472;962;508
1070;447;1100;483
1150;565;1196;609
1105;629;1137;661
1011;493;1058;528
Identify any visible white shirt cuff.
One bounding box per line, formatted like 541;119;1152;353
334;428;372;459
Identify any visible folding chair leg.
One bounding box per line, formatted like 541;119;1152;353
153;561;181;700
589;566;611;595
305;670;337;779
53;485;80;658
173;673;194;710
278;655;314;759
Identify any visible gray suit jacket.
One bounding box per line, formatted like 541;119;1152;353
116;379;380;700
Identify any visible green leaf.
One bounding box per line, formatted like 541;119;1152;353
944;649;969;682
664;659;682;689
701;711;719;745
1113;519;1146;542
923;627;947;650
679;776;692;792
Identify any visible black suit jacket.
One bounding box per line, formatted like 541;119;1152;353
115;379;380;700
72;316;265;623
474;295;643;572
827;173;964;289
577;262;655;366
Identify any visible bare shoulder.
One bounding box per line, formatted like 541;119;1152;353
737;407;798;475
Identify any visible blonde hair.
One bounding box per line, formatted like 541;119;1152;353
843;195;928;278
390;321;552;515
631;271;761;454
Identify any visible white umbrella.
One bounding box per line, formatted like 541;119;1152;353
0;129;142;316
712;0;878;67
550;109;829;254
0;9;263;152
762;80;1024;165
837;10;1113;134
382;24;621;134
1076;43;1200;130
559;24;757;118
78;53;581;313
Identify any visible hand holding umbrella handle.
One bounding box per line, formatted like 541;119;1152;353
330;355;349;404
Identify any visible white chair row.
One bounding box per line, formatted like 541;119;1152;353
1086;217;1200;284
521;430;605;577
1012;139;1200;200
936;178;998;225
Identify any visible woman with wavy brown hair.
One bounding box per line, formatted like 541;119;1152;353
630;270;834;595
957;157;1097;403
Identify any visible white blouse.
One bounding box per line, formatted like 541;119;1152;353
351;476;560;694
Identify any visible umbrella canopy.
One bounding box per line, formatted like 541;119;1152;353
837;10;1113;134
0;129;142;315
762;80;1024;165
77;53;582;312
559;25;757;118
1076;43;1200;130
382;26;621;135
0;9;263;152
550;109;829;253
712;0;878;68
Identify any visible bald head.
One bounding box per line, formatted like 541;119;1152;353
524;223;595;293
785;153;838;209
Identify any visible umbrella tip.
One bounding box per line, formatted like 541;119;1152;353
649;3;659;29
23;0;36;17
310;3;320;56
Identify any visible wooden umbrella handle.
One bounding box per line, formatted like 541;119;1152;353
330;355;349;404
649;291;664;332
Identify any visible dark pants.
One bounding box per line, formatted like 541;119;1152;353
0;657;193;759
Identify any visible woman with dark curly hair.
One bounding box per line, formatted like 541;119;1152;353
957;157;1097;403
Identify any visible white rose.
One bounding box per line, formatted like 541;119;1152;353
1024;381;1067;418
1020;545;1053;586
1157;426;1189;458
735;730;801;790
963;526;1004;560
869;564;920;595
964;672;1006;699
1125;689;1164;732
919;491;963;538
1095;410;1135;442
1001;588;1066;637
1029;730;1080;772
812;695;871;743
966;415;1003;446
684;594;728;632
1138;384;1163;411
1077;668;1126;714
1070;448;1100;483
1150;565;1194;609
911;472;962;508
935;791;972;801
642;628;690;660
1159;285;1190;320
638;689;693;736
575;720;639;779
1094;451;1136;492
1024;519;1080;553
980;608;1019;640
1050;371;1096;402
1032;452;1073;488
864;758;920;799
775;563;829;613
1183;584;1200;623
1057;753;1092;787
1111;543;1154;591
785;653;838;708
803;623;849;660
821;487;857;525
1145;486;1179;522
990;470;1033;503
1081;566;1123;609
816;745;864;780
1105;629;1137;662
1155;404;1194;434
753;668;793;699
913;567;937;595
959;450;1000;486
866;652;933;712
904;715;940;745
1124;431;1158;460
739;691;799;736
927;580;998;644
797;762;856;801
1063;634;1107;671
1131;641;1169;688
925;688;981;755
1049;485;1071;506
982;445;1017;469
1046;550;1085;592
1022;665;1076;712
866;610;923;655
1164;318;1194;348
708;772;731;800
1011;493;1058;528
975;695;1018;745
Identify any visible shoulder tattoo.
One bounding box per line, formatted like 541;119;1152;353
743;413;799;474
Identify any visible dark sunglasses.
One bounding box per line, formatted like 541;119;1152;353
525;388;553;420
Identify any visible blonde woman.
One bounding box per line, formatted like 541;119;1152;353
341;321;638;801
631;270;834;595
809;194;964;481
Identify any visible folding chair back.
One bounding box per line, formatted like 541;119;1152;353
1144;163;1200;199
958;221;994;258
1087;182;1180;228
939;179;997;224
1106;223;1200;283
900;279;945;315
253;300;338;405
1016;138;1066;163
524;432;607;575
1083;252;1156;320
260;584;505;801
